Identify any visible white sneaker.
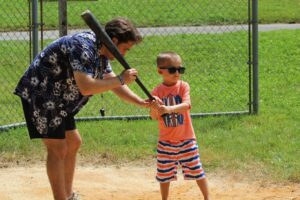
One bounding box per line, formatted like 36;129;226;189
68;192;80;200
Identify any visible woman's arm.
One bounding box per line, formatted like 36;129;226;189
112;85;148;107
73;69;137;96
105;71;149;108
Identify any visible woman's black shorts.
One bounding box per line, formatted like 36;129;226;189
21;98;76;139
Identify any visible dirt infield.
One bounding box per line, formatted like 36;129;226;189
0;164;299;200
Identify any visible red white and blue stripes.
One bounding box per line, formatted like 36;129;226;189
156;139;205;183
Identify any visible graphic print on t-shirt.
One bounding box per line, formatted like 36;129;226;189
162;94;184;127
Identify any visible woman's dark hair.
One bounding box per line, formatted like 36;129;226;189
105;17;142;44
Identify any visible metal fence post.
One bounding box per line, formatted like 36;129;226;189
252;0;259;114
31;0;39;59
59;0;68;37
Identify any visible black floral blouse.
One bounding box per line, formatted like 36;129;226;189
14;32;112;134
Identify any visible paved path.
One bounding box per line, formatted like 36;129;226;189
0;23;299;41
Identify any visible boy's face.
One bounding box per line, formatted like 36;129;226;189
158;56;184;86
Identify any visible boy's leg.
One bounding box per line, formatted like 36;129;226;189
156;140;178;200
160;182;170;200
196;178;210;200
64;129;82;198
43;138;68;200
178;139;210;199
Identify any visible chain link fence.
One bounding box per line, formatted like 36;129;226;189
0;0;257;130
0;1;31;128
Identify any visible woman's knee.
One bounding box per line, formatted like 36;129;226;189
66;129;82;151
43;139;68;160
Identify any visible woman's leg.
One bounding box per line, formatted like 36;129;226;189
43;138;68;200
64;129;82;198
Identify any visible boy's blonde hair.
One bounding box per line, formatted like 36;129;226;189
156;51;180;67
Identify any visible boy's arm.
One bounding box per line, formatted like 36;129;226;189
149;95;164;120
150;107;158;120
157;81;191;115
157;102;190;116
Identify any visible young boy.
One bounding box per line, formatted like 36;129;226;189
150;51;210;200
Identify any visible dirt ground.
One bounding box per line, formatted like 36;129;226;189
0;163;299;200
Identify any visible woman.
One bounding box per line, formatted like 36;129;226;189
14;17;149;200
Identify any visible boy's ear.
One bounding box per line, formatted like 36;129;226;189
157;69;163;74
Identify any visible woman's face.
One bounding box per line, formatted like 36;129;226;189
101;39;135;60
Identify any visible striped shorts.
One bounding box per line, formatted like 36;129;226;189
156;139;205;183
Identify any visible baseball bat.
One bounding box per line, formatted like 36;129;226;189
81;10;155;101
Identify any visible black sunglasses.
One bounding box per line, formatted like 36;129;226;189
159;66;185;74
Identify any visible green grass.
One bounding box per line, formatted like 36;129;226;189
0;29;299;183
259;0;300;23
1;0;300;30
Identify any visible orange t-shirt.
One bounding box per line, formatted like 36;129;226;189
151;80;195;141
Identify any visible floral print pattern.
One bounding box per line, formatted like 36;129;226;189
14;32;112;135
